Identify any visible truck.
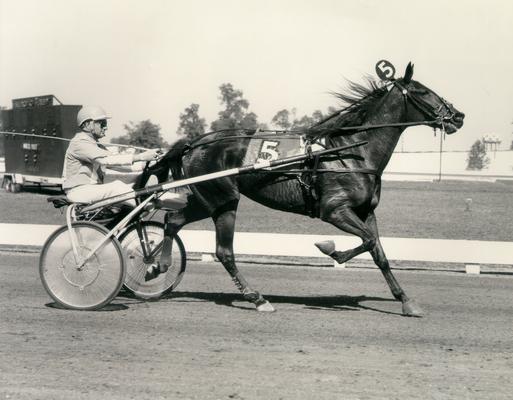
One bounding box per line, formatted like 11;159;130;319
0;95;81;192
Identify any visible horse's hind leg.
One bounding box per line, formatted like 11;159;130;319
316;206;377;264
146;199;210;280
213;202;275;312
366;211;423;317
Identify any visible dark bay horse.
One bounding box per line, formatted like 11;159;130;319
136;63;464;316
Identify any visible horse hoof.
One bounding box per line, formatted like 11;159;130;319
314;240;335;255
402;300;423;317
256;301;276;313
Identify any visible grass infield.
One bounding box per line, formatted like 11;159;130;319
1;179;512;242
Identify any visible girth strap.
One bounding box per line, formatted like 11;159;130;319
298;144;322;218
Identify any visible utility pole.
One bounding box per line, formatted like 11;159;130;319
438;131;443;182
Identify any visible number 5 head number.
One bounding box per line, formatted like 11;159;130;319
375;60;396;81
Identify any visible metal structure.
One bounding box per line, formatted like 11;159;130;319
0;95;81;192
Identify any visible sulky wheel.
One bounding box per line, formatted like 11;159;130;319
119;221;186;299
39;222;126;310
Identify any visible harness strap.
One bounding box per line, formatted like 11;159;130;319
183;118;440;151
260;168;378;175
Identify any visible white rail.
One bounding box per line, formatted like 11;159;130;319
0;223;511;267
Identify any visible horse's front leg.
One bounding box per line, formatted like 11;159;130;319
213;205;275;312
315;206;377;264
366;211;423;317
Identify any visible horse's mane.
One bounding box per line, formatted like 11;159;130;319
309;75;389;134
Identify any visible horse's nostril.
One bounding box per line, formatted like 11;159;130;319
452;112;465;125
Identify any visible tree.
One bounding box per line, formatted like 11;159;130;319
270;107;337;131
466;139;490;170
210;83;260;131
111;119;168;149
176;103;207;140
292;114;316;130
271;109;292;130
311;110;325;123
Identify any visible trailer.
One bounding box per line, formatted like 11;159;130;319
0;95;81;192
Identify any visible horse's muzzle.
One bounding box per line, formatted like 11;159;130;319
444;111;465;134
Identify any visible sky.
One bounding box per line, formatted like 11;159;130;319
1;0;512;152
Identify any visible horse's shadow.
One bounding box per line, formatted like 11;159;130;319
157;291;402;316
45;291;400;315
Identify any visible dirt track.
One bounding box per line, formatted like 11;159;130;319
1;252;513;400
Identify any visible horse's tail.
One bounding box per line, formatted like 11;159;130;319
162;137;190;181
131;138;190;190
131;161;164;190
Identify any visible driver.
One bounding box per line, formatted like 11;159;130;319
63;105;186;208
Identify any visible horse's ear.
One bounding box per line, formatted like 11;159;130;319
404;62;414;83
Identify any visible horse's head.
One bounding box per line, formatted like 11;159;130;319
394;62;465;134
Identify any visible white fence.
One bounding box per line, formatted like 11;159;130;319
1;224;511;268
386;150;513;181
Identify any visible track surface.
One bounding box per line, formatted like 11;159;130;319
1;253;512;400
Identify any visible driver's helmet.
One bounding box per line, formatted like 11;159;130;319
77;106;110;127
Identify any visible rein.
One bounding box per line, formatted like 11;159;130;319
179;78;454;186
184;117;438;152
0;130;152;152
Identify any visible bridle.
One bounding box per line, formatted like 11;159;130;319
390;79;456;134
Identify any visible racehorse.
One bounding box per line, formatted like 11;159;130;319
135;63;464;317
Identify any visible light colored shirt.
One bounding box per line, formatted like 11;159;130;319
62;131;134;190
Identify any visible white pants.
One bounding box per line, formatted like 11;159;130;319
66;180;137;206
66;180;188;209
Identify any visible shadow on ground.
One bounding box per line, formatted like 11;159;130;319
46;302;129;311
127;291;403;316
45;290;402;315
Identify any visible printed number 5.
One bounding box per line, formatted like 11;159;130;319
375;60;396;80
259;140;279;161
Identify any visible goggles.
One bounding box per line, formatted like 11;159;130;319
95;119;108;128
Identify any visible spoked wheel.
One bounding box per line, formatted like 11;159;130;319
119;221;186;299
39;222;126;310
